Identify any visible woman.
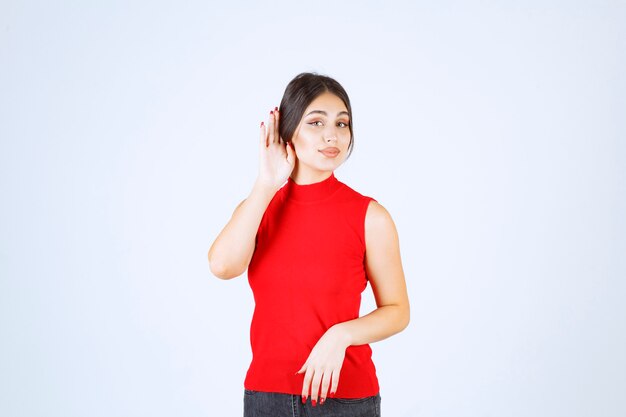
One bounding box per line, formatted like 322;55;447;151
208;72;410;416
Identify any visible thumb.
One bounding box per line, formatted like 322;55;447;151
295;363;307;375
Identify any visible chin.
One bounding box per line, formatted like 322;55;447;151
320;162;342;172
300;160;341;173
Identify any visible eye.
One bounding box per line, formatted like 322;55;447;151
308;121;323;127
337;121;349;128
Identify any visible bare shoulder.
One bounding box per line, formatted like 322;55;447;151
365;199;390;220
364;200;399;242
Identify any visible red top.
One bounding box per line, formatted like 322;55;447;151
244;171;380;398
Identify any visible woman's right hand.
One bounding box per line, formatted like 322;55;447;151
257;107;296;191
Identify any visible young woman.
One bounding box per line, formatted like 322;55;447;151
208;72;410;416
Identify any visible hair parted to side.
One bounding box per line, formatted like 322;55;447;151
278;72;355;160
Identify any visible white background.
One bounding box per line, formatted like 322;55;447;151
1;1;625;416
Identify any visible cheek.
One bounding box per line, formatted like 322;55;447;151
341;131;352;145
294;130;316;147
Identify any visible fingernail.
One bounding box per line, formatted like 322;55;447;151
270;110;273;115
330;391;335;397
275;106;278;111
301;395;306;404
320;397;326;405
260;121;264;127
312;399;317;407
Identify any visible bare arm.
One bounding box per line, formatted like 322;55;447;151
208;108;295;279
334;200;410;343
208;180;277;279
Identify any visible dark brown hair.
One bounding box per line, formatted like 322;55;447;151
278;72;354;160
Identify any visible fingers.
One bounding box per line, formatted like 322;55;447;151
268;110;275;144
330;368;340;398
296;363;306;375
319;370;332;405
310;369;323;406
273;106;280;144
259;121;267;148
299;365;339;407
261;107;281;147
301;365;312;404
298;359;342;407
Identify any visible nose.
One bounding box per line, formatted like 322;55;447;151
324;125;338;142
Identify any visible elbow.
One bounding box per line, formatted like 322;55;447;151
208;253;245;280
398;305;410;332
209;259;230;280
402;312;410;331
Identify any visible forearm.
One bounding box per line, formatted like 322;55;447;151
208;179;277;279
332;304;410;347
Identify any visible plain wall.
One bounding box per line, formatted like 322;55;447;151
1;1;624;416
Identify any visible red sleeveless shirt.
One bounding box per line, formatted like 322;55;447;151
244;171;380;398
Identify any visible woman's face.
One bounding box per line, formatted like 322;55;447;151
290;92;351;176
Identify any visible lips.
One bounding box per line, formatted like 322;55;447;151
320;147;340;157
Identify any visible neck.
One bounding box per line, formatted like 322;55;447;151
289;165;334;185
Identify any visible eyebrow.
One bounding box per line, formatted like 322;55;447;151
304;110;350;118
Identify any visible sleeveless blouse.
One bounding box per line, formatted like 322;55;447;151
244;171;380;397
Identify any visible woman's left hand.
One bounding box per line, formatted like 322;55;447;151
296;324;350;406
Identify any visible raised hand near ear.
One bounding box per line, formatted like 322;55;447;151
257;107;296;191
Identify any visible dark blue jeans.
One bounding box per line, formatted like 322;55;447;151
243;389;381;416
